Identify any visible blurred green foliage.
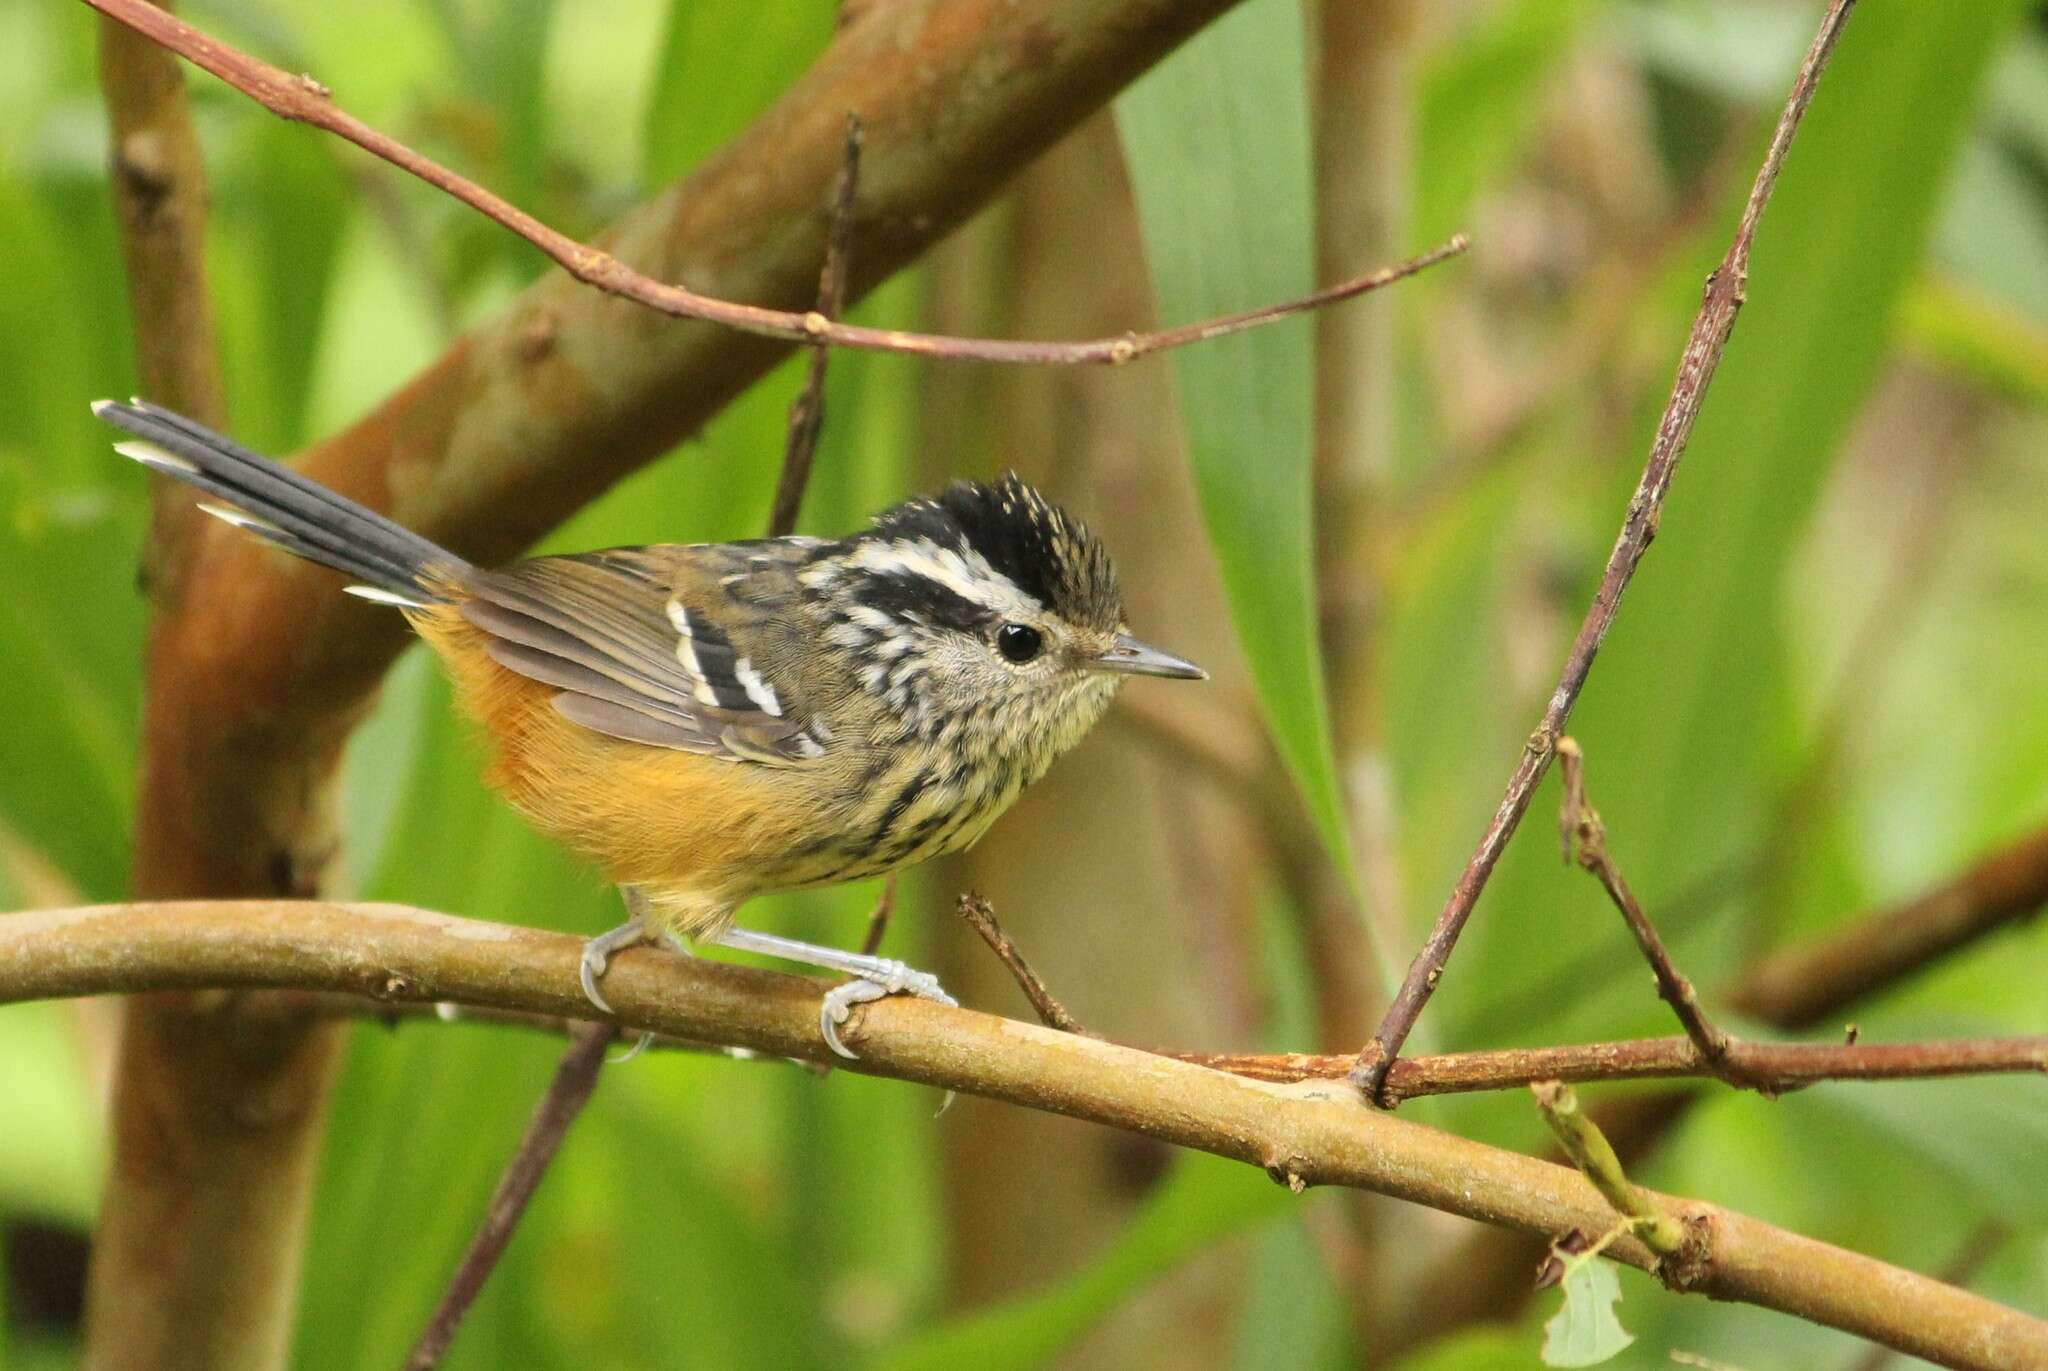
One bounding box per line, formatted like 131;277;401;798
2;1;2047;1368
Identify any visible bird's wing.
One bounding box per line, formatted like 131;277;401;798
458;542;828;765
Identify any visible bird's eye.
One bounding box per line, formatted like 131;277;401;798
995;622;1043;664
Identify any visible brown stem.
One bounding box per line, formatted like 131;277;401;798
402;1022;616;1370
1185;1034;2048;1100
1555;738;1736;1070
1353;0;1861;1102
858;873;899;959
2;900;2043;1371
1731;825;2048;1028
81;0;1461;366
768;113;863;539
957;892;1089;1034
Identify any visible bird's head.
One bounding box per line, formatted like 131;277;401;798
802;473;1203;769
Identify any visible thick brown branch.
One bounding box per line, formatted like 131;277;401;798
2;901;2043;1371
1354;0;1861;1100
1730;825;2048;1028
81;0;1460;366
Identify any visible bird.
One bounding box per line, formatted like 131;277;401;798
95;398;1205;1056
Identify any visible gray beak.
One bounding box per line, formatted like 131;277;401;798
1092;633;1207;680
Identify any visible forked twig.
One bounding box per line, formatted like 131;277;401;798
1353;0;1861;1103
769;113;863;538
404;1021;616;1370
80;0;1464;366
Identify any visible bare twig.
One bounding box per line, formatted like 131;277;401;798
1532;1081;1685;1256
859;873;899;958
957;893;1089;1034
81;0;1463;366
1353;0;1861;1102
769;113;862;538
403;1021;616;1371
1187;1033;2048;1101
3;900;2044;1370
1556;738;1737;1071
282;979;2048;1101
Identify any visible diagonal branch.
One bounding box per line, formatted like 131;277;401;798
1;900;2043;1371
80;0;1462;367
1352;0;1862;1101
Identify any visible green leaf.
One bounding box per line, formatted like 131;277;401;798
643;0;832;182
1117;0;1352;870
1541;1257;1633;1368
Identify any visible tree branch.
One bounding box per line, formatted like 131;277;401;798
81;0;1461;367
1354;0;1861;1100
1730;824;2048;1029
2;901;2042;1371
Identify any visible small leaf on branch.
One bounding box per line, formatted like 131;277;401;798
1541;1250;1635;1368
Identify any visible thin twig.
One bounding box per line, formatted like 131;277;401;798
858;873;899;958
1556;737;1735;1070
1353;0;1861;1103
1532;1081;1686;1256
274;983;2048;1101
1192;1033;2048;1101
403;1021;617;1371
3;901;2044;1369
957;892;1089;1034
81;0;1464;366
769;113;862;538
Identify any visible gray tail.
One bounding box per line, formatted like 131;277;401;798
94;398;471;607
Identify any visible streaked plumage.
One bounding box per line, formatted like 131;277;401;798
95;397;1203;1040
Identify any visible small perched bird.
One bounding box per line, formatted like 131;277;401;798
96;399;1203;1054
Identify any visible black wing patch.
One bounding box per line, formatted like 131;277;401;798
458;549;822;764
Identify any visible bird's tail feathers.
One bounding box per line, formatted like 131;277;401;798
94;398;470;607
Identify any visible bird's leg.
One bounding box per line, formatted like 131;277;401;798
705;925;957;1060
580;887;658;1014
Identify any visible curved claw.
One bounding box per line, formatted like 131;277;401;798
818;961;959;1059
821;979;890;1059
580;947;616;1015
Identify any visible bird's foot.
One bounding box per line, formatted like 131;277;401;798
817;960;957;1060
579;916;652;1015
706;925;956;1060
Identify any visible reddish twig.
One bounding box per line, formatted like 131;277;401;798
769;113;862;538
1182;1034;2048;1101
80;0;1464;366
1352;0;1861;1103
403;1020;617;1371
1555;737;1737;1071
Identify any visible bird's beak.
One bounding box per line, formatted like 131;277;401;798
1091;633;1207;680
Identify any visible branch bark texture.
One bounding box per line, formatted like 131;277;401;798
3;901;2044;1371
